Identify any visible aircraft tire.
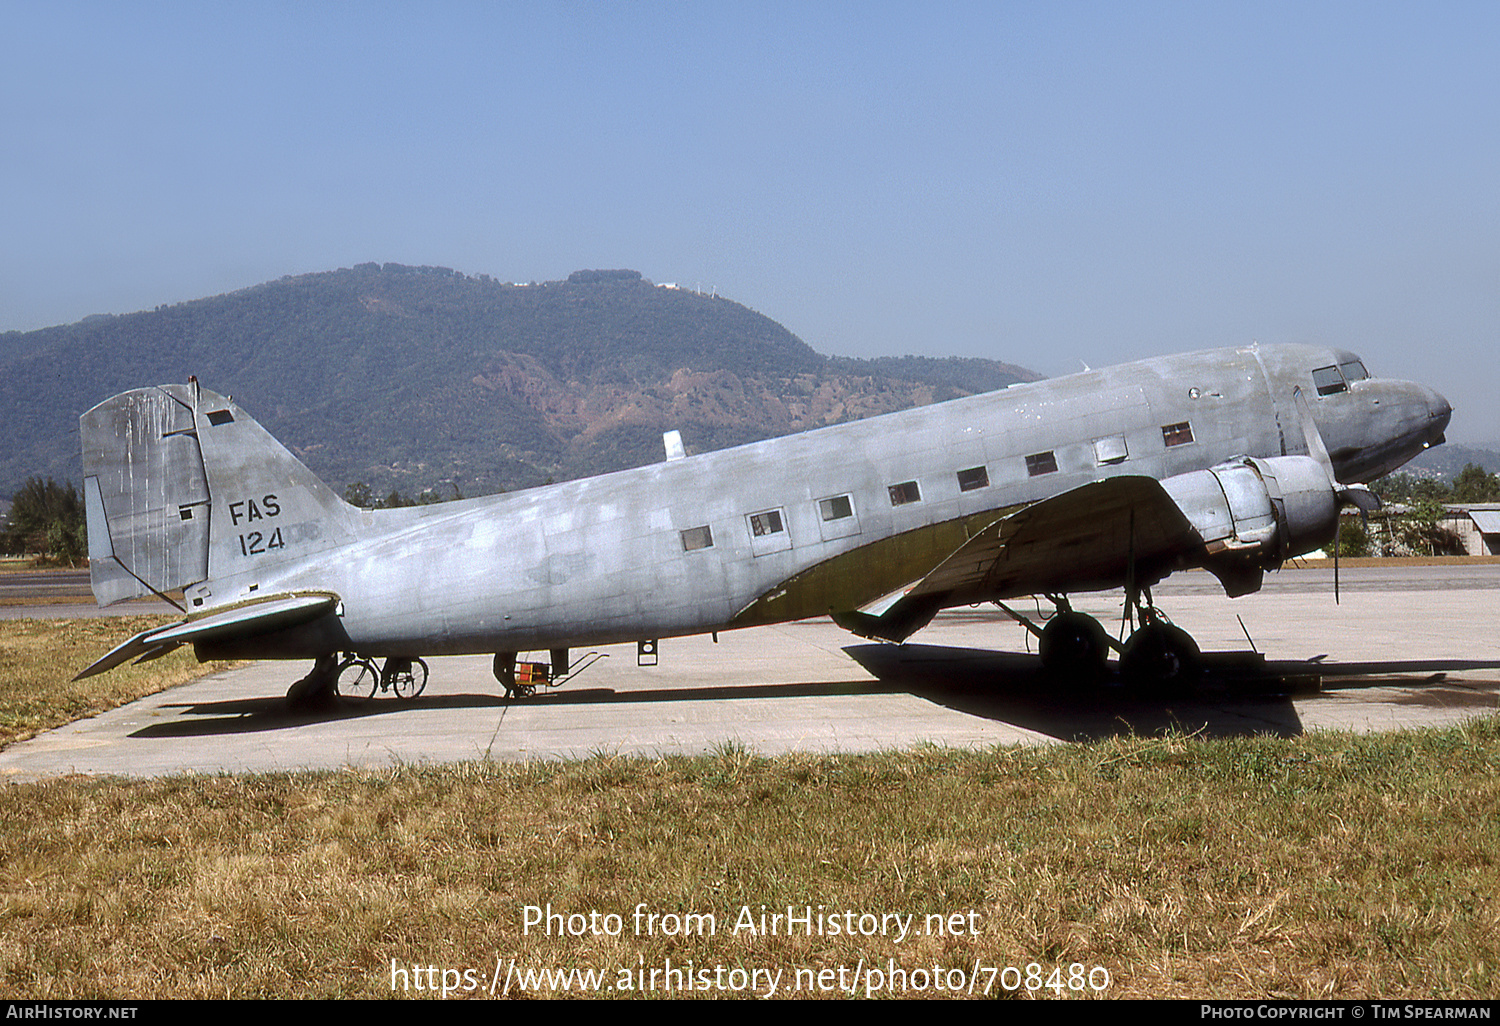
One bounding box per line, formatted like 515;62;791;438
1038;611;1110;684
1120;623;1201;691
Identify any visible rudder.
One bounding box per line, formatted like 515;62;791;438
82;386;211;605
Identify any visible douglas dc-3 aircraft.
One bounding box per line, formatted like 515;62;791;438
75;343;1450;704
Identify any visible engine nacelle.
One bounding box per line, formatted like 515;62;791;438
1160;455;1340;596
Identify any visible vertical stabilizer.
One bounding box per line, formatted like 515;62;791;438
169;383;357;597
81;384;357;608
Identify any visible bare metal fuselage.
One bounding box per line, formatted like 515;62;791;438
134;342;1446;662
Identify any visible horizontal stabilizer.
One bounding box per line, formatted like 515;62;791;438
73;592;339;680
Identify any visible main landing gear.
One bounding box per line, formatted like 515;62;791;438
1118;615;1200;690
1034;599;1111;683
1004;588;1202;690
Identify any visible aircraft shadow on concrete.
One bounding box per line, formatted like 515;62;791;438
130;691;515;739
841;643;1500;742
126;680;916;740
128;645;1500;744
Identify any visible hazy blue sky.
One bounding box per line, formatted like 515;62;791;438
4;2;1496;441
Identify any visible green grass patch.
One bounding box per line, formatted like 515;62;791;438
2;722;1497;999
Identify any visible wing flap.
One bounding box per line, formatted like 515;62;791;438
911;476;1200;604
836;477;1203;643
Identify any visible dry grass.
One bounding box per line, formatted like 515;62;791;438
0;617;241;748
1;723;1497;1000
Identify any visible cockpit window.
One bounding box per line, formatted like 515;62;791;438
1312;365;1347;396
1338;360;1369;383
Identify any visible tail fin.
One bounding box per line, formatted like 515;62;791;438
82;383;355;608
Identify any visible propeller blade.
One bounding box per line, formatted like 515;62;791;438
1292;386;1335;478
1293;386;1385;514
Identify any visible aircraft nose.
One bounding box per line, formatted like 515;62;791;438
1426;387;1452;444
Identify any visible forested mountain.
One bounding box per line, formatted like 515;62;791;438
0;265;1038;499
1403;442;1500;480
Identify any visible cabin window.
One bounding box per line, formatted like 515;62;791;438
1339;360;1369;383
816;493;860;542
819;495;853;521
749;510;784;537
680;525;714;551
1025;451;1057;477
1162;422;1195;447
206;409;234;426
888;481;921;506
747;507;792;556
1312;365;1347;396
1094;435;1129;465
956;466;989;492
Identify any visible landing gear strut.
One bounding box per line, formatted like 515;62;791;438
1000;595;1112;684
1001;588;1203;690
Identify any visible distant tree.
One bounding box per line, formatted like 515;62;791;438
1451;463;1500;503
1335;516;1372;558
1412;477;1452;504
1;477;85;564
1376;472;1451;504
1396;497;1464;556
343;482;374;509
1376;473;1415;502
343;481;454;509
567;269;644;284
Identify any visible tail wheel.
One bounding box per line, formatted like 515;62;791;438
1038;611;1110;683
335;656;380;701
493;651;532;699
1120;623;1201;690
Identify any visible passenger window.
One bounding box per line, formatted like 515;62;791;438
819;495;853;521
1312;365;1347;396
749;510;784;537
680;525;713;551
888;481;921;505
816;493;860;543
1162;422;1194;447
1025;452;1057;477
956;466;989;492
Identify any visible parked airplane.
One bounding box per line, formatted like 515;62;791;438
75;343;1449;702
